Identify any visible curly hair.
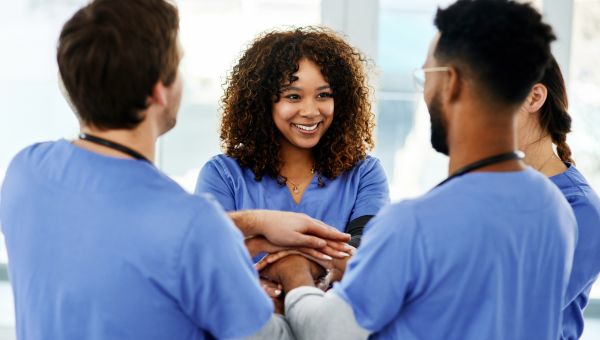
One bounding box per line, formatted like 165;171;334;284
220;26;374;183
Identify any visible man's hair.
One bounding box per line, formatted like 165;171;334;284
57;0;180;130
434;0;556;105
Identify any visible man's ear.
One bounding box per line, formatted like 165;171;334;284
524;83;548;113
148;81;168;107
444;66;461;102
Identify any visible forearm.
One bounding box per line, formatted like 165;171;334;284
285;287;370;340
229;210;261;237
280;269;315;292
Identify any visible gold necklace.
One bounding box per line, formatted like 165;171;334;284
287;168;315;195
536;152;557;172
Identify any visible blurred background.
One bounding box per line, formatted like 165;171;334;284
1;0;599;339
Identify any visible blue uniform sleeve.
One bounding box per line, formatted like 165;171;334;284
176;197;273;338
349;157;390;221
195;157;236;211
334;202;429;332
561;187;600;338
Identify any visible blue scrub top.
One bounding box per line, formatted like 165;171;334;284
334;168;577;339
0;140;272;340
550;164;600;339
195;154;390;232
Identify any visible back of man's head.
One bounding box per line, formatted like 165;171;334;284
434;0;555;106
57;0;180;130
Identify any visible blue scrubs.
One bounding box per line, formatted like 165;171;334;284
195;154;390;232
334;168;577;339
550;164;600;339
0;140;272;340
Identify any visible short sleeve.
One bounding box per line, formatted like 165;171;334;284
195;157;236;211
334;202;429;332
176;197;273;338
349;157;390;221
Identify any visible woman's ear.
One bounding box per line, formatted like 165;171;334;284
524;83;548;113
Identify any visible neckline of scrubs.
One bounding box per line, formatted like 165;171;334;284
286;172;318;207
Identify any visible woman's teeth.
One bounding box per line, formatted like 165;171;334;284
293;123;319;131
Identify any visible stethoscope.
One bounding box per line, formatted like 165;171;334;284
435;151;525;188
78;133;151;164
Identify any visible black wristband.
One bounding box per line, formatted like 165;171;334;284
345;215;374;248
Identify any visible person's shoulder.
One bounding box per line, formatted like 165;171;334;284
358;155;381;168
347;155;384;175
554;165;600;215
202;154;245;177
10;140;63;164
552;165;598;197
5;140;64;178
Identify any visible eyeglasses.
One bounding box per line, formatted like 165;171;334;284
413;67;450;92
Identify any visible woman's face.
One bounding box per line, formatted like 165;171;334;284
272;58;334;151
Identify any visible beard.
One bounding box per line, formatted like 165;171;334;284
427;92;449;155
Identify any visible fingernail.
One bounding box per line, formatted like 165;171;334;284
274;289;282;296
339;252;350;257
322;254;333;260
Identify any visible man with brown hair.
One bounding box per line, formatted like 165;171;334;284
0;0;349;339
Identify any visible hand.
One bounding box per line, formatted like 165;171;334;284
260;255;327;293
255;249;334;272
260;278;282;298
246;235;349;262
257;245;355;286
254;210;353;258
245;236;286;258
259;278;284;314
231;210;352;259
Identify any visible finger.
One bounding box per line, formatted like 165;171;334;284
255;258;270;271
318;245;351;259
288;233;328;249
326;240;355;253
257;238;288;254
266;250;302;264
261;283;282;298
298;247;335;263
305;222;351;242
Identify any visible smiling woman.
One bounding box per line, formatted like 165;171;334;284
272;59;334;160
195;27;390;298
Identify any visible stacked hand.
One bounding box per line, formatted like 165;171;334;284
234;210;355;314
242;210;353;260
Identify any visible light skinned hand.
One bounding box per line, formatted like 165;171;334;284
255;210;353;259
246;236;349;261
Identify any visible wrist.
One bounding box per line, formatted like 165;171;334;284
277;256;315;292
281;270;315;292
229;210;259;237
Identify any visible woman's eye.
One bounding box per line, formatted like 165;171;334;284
318;92;333;99
286;94;301;100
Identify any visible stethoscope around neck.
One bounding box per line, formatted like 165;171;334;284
434;150;525;188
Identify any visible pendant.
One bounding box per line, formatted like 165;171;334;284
292;185;299;194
